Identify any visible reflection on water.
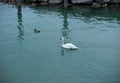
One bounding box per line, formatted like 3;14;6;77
17;6;24;41
61;8;70;39
17;6;24;56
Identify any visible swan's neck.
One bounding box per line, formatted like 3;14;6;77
61;38;64;45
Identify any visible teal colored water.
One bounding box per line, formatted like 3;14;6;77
0;2;120;83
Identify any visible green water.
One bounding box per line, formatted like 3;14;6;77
0;2;120;83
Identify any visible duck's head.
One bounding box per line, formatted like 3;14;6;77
34;29;36;31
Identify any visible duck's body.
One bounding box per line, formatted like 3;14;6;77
34;29;40;33
61;37;78;50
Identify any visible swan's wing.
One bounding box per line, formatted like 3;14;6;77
62;43;72;49
63;43;78;49
70;44;79;49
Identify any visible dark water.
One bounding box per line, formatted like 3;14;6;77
0;2;120;83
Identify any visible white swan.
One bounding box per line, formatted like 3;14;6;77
61;37;78;50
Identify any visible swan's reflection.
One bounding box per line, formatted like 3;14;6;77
17;6;24;56
61;8;71;56
61;8;70;39
61;48;65;56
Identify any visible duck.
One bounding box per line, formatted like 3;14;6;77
61;37;78;50
34;29;40;33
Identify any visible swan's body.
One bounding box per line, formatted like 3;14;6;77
62;43;78;49
61;37;78;50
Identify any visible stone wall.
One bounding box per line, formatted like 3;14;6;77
95;0;110;3
49;0;62;4
112;0;120;3
40;0;47;1
1;0;120;4
71;0;93;3
71;0;120;3
47;0;120;4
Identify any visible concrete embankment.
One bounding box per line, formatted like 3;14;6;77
21;0;120;4
1;0;120;7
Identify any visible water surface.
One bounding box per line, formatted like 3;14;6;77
0;2;120;83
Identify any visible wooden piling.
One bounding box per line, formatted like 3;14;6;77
64;0;68;8
17;0;22;6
